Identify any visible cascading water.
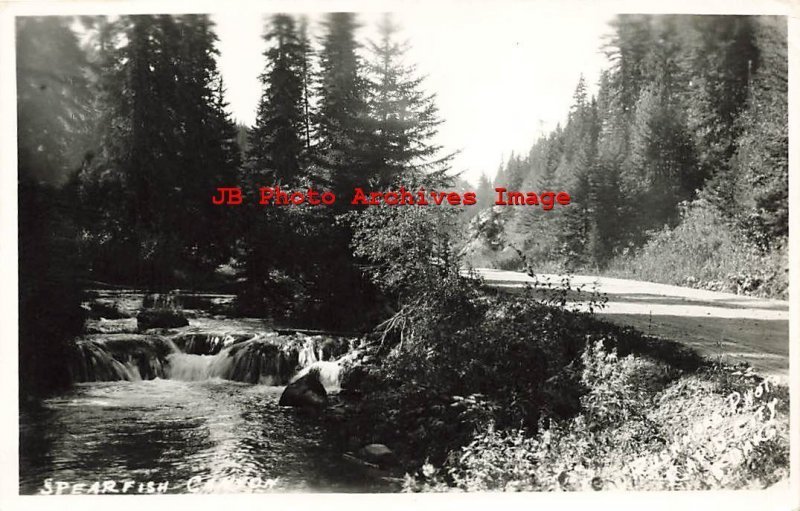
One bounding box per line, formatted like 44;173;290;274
70;330;352;390
292;361;343;390
70;334;179;382
172;332;256;355
22;291;390;494
165;352;234;381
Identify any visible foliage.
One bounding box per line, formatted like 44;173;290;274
313;13;373;201
247;14;309;185
74;15;241;287
237;14;343;325
343;196;786;489
365;15;450;186
237;13;451;325
605;199;788;298
404;341;788;491
727;17;788;249
348;202;663;464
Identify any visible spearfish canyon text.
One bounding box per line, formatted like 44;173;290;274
211;186;572;209
39;476;281;494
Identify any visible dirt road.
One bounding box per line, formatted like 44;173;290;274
474;268;790;382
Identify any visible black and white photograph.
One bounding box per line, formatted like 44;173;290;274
0;0;797;507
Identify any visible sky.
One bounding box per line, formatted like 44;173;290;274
213;8;616;186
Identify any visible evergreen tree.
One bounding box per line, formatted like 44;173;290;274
248;14;307;186
174;16;242;276
298;16;315;156
475;173;495;210
603;14;653;138
469;14;785;278
589;159;626;264
553;81;601;267
237;13;388;329
493;158;507;189
506;132;564;264
729;16;788;248
569;74;588;118
628;84;696;233
686;15;758;196
366;14;447;187
238;14;308;317
315;13;372;201
77;15;240;286
504;152;527;191
235;123;250;158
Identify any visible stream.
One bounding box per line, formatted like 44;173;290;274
19;291;393;494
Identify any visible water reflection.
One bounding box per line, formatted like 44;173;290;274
20;379;389;494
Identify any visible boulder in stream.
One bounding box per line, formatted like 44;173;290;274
137;310;189;330
358;444;397;468
87;301;132;320
279;368;328;408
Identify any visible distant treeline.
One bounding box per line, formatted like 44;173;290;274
481;15;787;271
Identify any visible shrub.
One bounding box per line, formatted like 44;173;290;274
606;199;787;299
347;205;598;462
405;341;788;491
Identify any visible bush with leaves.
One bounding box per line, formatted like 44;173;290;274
405;340;788;491
347;205;609;462
606;199;787;299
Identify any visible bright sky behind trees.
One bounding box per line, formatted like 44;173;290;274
214;8;615;185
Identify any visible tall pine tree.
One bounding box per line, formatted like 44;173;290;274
238;14;309;317
366;14;448;187
315;13;372;201
77;15;240;286
248;14;307;186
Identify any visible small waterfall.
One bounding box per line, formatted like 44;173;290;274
224;339;299;384
167;338;299;385
70;327;358;388
166;352;233;381
292;361;343;391
297;335;353;366
298;338;320;368
143;292;180;310
73;342;143;381
171;332;258;355
70;335;178;383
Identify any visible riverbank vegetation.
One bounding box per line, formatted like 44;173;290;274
403;357;789;491
334;203;789;491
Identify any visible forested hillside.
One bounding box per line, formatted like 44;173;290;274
475;15;787;298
